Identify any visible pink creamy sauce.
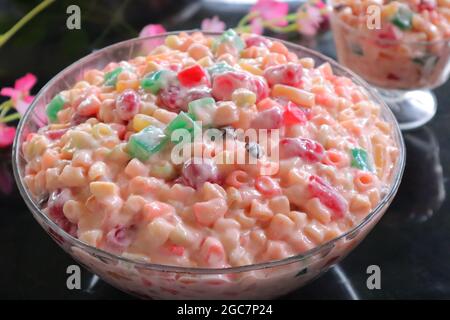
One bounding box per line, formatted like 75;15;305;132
22;31;399;269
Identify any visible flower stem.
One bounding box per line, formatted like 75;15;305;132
0;0;55;48
235;25;252;33
237;11;259;28
0;100;13;118
0;112;21;123
264;22;299;33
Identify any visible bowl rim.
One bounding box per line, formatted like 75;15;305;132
12;30;406;274
329;1;450;46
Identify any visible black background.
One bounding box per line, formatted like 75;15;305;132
0;0;449;299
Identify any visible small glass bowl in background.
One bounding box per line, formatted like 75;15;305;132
13;32;405;299
330;3;450;130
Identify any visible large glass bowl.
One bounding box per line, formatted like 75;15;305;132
12;31;405;300
330;3;450;131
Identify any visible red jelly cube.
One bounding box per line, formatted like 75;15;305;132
177;65;207;87
283;102;307;126
279;137;324;162
308;175;348;219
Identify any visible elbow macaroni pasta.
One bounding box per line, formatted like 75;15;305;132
22;31;399;268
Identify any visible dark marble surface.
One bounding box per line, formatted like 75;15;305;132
0;0;449;299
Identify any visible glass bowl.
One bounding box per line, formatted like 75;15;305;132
12;31;405;300
330;3;450;131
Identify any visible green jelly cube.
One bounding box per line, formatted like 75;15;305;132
188;97;216;126
213;29;245;52
127;126;167;161
351;148;371;171
104;67;123;87
141;70;163;94
391;7;412;30
141;70;174;94
207;62;234;77
165;111;200;143
46;94;66;123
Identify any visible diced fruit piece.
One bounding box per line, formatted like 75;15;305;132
350;42;364;56
177;65;207;87
391;6;413;30
104;67;123;86
250;107;283;129
418;0;436;11
127;126;167;161
159;84;211;113
245;35;271;48
168;244;185;256
46;94;66;123
188;97;216;126
141;70;174;94
207;62;234;76
308;175;348;219
377;24;402;42
213;29;245;52
158;85;182;111
181;157;219;189
350;148;372;171
116;89;140;120
106;225;136;251
165;111;200;143
252;76;269;101
232;88;257;107
212;71;268;102
212;71;250;101
283;102;307;126
263;63;303;87
279;137;325;162
47;189;77;236
132;114;163;132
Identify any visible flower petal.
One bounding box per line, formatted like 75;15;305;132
201;16;226;33
14;98;33;116
15;73;37;92
297;5;323;36
139;24;166;38
0;125;16;148
250;18;264;35
0;87;19;100
139;24;167;53
251;0;289;26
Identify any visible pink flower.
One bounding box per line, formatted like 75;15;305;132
139;24;167;52
0;73;37;116
0;124;16;148
250;18;264;35
297;4;323;36
250;0;289;26
201;16;226;33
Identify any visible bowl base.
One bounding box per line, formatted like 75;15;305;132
376;88;437;131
